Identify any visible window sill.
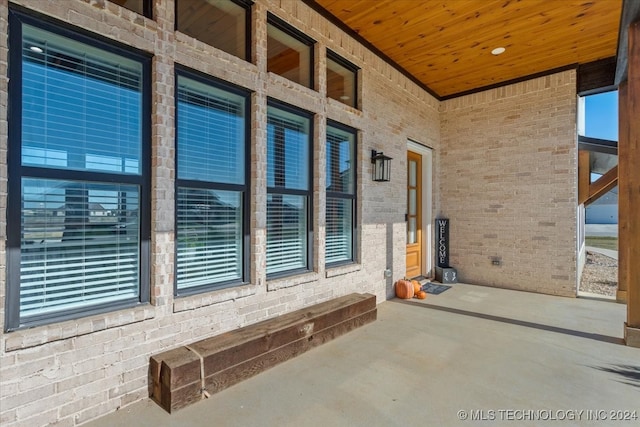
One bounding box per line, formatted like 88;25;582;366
4;304;155;352
173;283;258;313
326;263;361;278
267;271;319;291
327;97;363;115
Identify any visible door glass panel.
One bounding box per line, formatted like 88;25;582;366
408;218;416;244
409;189;416;215
409;160;417;186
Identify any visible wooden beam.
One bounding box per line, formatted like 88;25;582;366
620;20;640;347
577;57;617;95
578;150;590;205
615;0;640;85
584;165;618;206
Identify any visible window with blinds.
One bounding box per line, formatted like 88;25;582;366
326;123;356;265
7;14;150;330
176;71;249;293
266;103;312;276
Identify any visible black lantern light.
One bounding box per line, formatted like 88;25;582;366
371;150;392;182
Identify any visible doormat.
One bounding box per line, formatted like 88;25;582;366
421;282;451;295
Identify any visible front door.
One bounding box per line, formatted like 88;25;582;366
406;151;422;278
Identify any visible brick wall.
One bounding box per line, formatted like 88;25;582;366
0;1;440;426
439;71;578;296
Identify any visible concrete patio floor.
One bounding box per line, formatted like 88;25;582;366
85;283;639;427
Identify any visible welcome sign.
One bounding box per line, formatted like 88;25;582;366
436;218;449;267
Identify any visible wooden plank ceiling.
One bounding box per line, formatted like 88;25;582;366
312;0;622;99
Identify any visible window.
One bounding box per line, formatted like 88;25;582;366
326;51;358;108
266;102;313;276
175;69;250;294
267;14;315;89
578;90;618;141
6;11;151;330
176;0;251;61
110;0;152;18
326;122;356;265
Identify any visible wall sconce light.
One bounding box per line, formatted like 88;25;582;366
371;150;392;182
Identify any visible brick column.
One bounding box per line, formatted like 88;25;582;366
150;0;176;307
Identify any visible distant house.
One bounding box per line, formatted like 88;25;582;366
586;187;618;224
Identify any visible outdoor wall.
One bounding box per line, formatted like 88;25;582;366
439;70;578;297
0;1;439;426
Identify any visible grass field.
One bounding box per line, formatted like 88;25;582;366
585;236;618;251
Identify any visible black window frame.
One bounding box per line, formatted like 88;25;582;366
5;7;152;332
266;99;314;278
266;13;316;90
326;50;359;109
175;0;252;62
173;65;252;296
325;120;358;266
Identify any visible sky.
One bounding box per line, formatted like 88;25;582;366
584;90;618;141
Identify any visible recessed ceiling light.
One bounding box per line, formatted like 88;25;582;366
29;46;43;53
491;47;506;56
340;95;350;100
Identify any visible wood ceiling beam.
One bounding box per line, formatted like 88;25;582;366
615;0;640;85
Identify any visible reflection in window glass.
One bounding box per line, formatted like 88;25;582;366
176;0;249;61
267;16;314;88
22;25;142;174
266;104;312;274
327;52;357;108
177;75;246;184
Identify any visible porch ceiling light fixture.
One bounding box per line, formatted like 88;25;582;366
371;150;392;182
491;47;506;55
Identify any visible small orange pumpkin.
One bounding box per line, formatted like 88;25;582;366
415;290;427;300
411;280;422;294
395;279;414;299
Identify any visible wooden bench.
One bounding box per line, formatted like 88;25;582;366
149;293;377;412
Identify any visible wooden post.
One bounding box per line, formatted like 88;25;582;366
617;83;628;304
578;150;590;205
620;20;640;347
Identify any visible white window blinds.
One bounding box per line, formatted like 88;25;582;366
326;125;356;264
176;74;246;291
266;105;311;275
20;179;140;317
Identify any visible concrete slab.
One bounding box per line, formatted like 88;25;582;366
85;284;639;427
586;246;618;260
